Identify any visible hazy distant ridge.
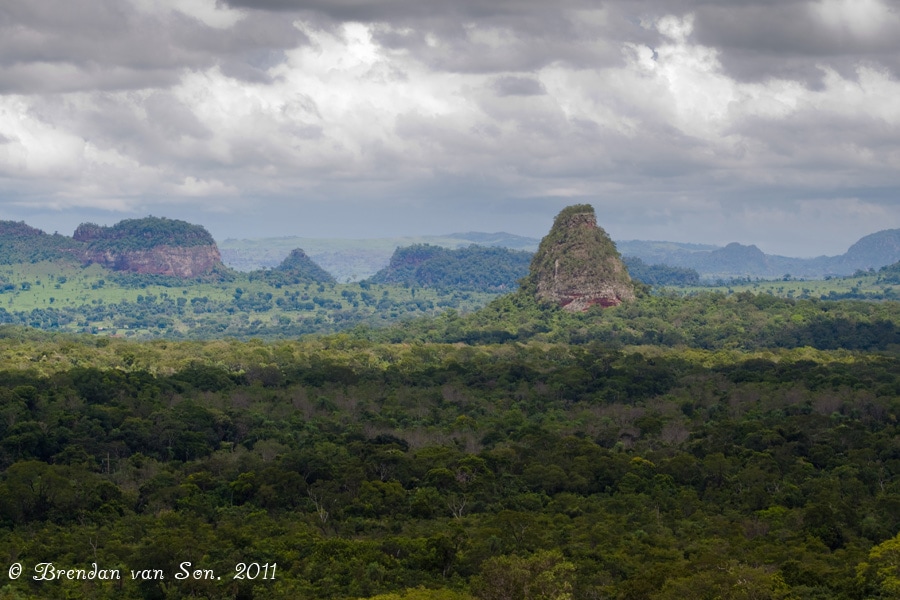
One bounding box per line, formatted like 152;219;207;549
221;228;900;282
220;232;541;281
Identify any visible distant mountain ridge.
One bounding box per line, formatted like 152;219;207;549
219;232;542;281
222;229;900;283
5;215;900;283
618;229;900;280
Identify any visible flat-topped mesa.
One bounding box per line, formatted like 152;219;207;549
527;204;635;311
75;217;223;278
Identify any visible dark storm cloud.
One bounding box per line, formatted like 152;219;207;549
223;0;587;20
600;0;900;84
225;0;900;82
0;0;308;93
492;75;546;96
228;0;641;72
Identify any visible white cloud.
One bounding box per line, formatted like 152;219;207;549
813;0;897;39
174;176;240;197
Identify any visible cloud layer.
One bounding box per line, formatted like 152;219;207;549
1;0;899;254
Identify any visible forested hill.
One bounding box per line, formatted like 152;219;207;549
367;243;700;292
621;256;700;286
375;285;900;351
367;244;533;291
878;259;900;282
73;217;217;250
0;221;81;265
252;248;335;285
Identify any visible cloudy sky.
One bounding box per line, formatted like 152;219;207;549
2;0;900;256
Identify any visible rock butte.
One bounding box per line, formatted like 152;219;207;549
74;218;223;278
527;204;635;311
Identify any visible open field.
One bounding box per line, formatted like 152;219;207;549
0;261;499;339
675;270;895;300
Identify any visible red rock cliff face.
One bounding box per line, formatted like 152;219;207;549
74;217;224;277
82;245;222;277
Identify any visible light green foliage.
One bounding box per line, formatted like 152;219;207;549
0;262;497;339
675;265;900;301
360;588;474;600
472;551;574;600
857;533;900;597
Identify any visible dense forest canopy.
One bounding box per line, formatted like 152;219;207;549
0;278;899;599
2;211;900;599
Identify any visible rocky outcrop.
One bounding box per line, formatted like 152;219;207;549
75;217;224;277
81;245;223;277
526;204;635;311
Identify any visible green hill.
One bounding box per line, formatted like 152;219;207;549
218;232;541;280
73;216;217;251
622;256;700;286
368;244;533;291
252;248;336;285
0;221;81;265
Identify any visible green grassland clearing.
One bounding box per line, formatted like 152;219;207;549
0;261;498;339
675;270;896;300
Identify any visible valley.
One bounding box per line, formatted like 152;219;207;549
0;208;898;599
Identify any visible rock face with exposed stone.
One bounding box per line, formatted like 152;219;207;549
74;217;223;278
526;204;635;311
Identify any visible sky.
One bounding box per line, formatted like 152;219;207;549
1;0;900;257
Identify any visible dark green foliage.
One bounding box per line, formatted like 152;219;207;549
368;244;532;292
622;256;700;286
108;267;236;288
0;334;899;599
0;220;81;265
255;248;335;285
877;260;900;284
73;216;216;250
382;289;900;351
